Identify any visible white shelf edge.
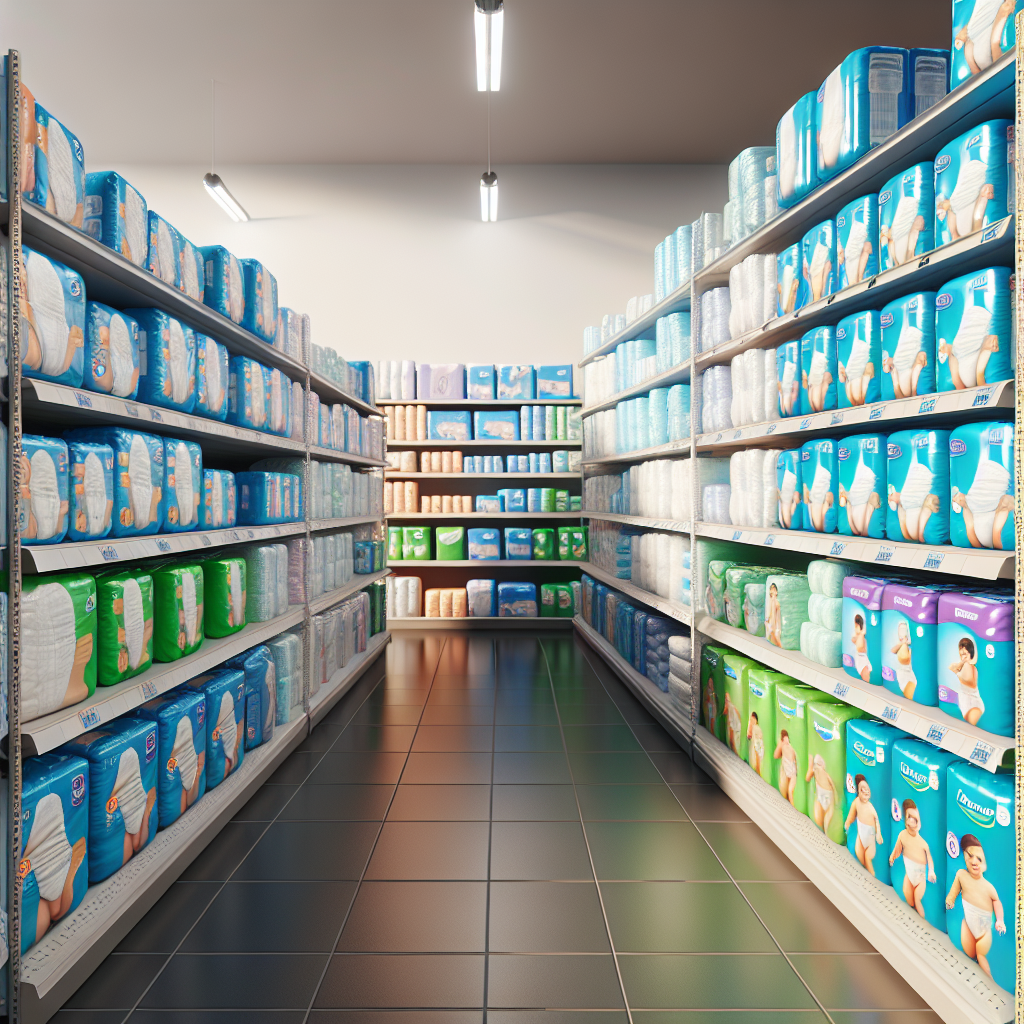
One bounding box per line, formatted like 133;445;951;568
579;282;692;366
385;512;580;520
309;446;387;467
387;440;581;449
307;569;390;616
377;398;581;406
581;362;691;418
385;473;580;480
308;371;380;416
389;616;573;629
309;515;382;533
387;560;585;568
308;630;391;725
578;562;692;627
584;513;691;534
582;438;692;467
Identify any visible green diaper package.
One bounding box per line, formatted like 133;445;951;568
807;558;858;599
800;620;842;668
764;573;810;650
540;583;575;617
435;526;465;560
700;644;732;741
96;570;154;686
742;583;766;636
554;489;570;511
387;526;403;561
721;654;758;759
558;526;587;561
707;560;739;621
774;680;836;815
746;667;796;788
724;566;774;629
401;526;431;560
152;563;205;661
808;592;843;632
532;528;554;560
202;557;246;638
806;700;867;844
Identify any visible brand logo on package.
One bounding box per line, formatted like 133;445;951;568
900;762;930;791
850;588;869;600
838;446;850;461
949;438;967;455
71;773;86;806
956;788;996;829
853;739;876;767
887;444;902;459
936;292;953;308
966;132;982;150
935;154;952;171
750;684;765;698
893;595;912;608
802;449;810;460
146;732;158;759
813;721;837;741
988;427;1004;443
837;327;846;339
918;398;936;414
879;189;892;205
880;313;894;327
954;607;978;622
837;215;846;227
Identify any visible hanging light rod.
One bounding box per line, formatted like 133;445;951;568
480;170;498;222
475;0;503;91
203;172;250;222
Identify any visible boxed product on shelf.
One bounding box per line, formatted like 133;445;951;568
886;429;950;544
799;326;837;414
838;434;886;537
497;487;526;512
85;302;140;400
467;364;496;399
185;669;246;789
424;587;468;617
497;364;536;399
268;632;304;723
468;528;500;559
466;578;497;616
199;245;246;326
22;247;86;388
504;527;532;560
146;211;183;288
837;309;882;409
389;575;424;616
474;409;519;440
201;557;247;637
417;363;466;399
29;103;85;227
806;700;866;844
22;434;70;545
836;194;878;288
532;528;554;560
401;526;431;560
498;581;537;616
95;569;154;685
129;308;197;413
435;527;465;559
428;409;472;441
240;258;279;343
83;171;149;267
537;365;573;397
275;307;305;361
474;494;502;513
162;438;202;532
67;440;114;541
540;582;575;617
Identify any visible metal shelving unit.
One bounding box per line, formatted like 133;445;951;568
391;439;581;449
580;363;691;417
579;283;691;366
577;562;692;628
385;472;579;480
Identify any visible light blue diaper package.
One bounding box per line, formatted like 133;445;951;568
949;421;1014;550
21;435;69;545
777;340;801;417
879;164;934;269
85;302;140;400
29;105;85;227
776;92;818;209
474;409;519;440
838;434;886;538
467;578;497;616
427;409;472;441
845;719;907;885
126;308;196;413
269;368;293;438
890;738;962;930
504;527;532;560
20;752;89;955
236;472;302;525
951;0;1022;88
776;448;803;530
498;488;526;512
467;364;496;399
499;581;538;616
520;406;532;440
468;528;501;560
934;120;1013;246
497;365;536;399
267;633;302;725
817;47;910;181
146;211;182;289
776;244;807;316
67;441;113;542
880;292;937;400
22;247;86;388
195;334;228;421
83;171;148;267
836;195;879;289
881;582;955;705
178;236;204;303
800;439;838;533
200;469;236;530
276;308;304;361
64;428;165;536
837;310;882;409
162;438;202;532
886;429;951;544
226;645;276;752
799;327;837;414
199;245;245;325
531;405;545;440
935;266;1013;390
228;356;270;431
60;718;158;884
842;575;886;685
537;365;574;398
945;763;1015;993
240;258;278;343
184;670;246;789
909;48;950;117
801;220;837;303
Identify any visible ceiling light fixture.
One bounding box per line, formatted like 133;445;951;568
480;170;498;222
204;78;250;222
475;0;503;91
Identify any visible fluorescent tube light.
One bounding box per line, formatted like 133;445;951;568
480;171;498;222
203;172;250;222
475;0;504;91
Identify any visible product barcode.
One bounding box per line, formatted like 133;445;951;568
968;742;995;766
833;683;850;699
78;708;101;729
925;723;948;744
881;705;900;723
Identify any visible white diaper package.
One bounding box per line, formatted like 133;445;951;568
85;302;139;400
416;363;466;399
67;440;113;542
836;194;878;289
29;105;85;228
879;163;933;270
127;308;197;413
162;438;202;533
880;292;936;400
776;92;817;209
949;421;1014;550
200;245;245;325
178;235;204;303
21;434;69;545
83;171;148;266
240;258;278;342
146;211;183;289
21;247;86;388
196;333;229;420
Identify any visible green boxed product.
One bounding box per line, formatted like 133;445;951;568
567;408;581;440
387;526;403;561
570;495;581;512
152;563;205;661
707;560;739;622
774;681;839;815
532;528;555;560
96;570;154;686
554;489;570;511
556;405;567;440
540;488;556;511
699;644;731;741
202;557;246;638
401;526;431;560
721;653;758;759
370;579;386;633
540;582;575;618
557;526;587;561
558;526;571;560
435;526;465;560
746;667;796;788
764;572;810;650
806;700;867;843
724;566;774;629
544;405;556;440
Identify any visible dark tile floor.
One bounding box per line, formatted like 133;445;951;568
53;631;941;1024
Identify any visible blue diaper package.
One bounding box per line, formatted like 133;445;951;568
61;718;158;884
83;171;148;267
236;472;302;526
776;244;807;316
909;48;950;117
196;334;229;421
836;195;878;289
178;236;204;303
520;407;532;440
226;645;276;752
20;752;89;954
776;448;803;530
934;120;1013;246
21;435;69;545
200;470;236;530
228;356;270;431
881;582;953;706
497;365;536;399
184;669;246;789
67;441;114;542
467;578;497;616
837;310;882;409
777;340;801;417
842;575;886;685
935;266;1013;390
467;364;496;399
886;429;951;544
146;211;182;289
801;220;837;303
163;438;202;533
85;302;140;400
817;47;910;181
468;528;501;560
800;438;838;533
240;259;278;343
880;292;936;400
64;428;165;536
266;368;292;437
949;421;1014;550
799;327;837;414
497;488;526;512
776;92;818;209
199;245;246;325
498;581;538;617
537;365;574;398
22;247;86;388
30;105;85;227
427;409;472;441
944;762;1015;993
879;163;934;269
474;409;519;440
504;527;532;560
951;0;1022;88
126;308;196;413
838;434;886;538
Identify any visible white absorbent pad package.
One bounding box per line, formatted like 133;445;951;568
145;211;183;288
267;632;303;725
775;91;818;209
21;246;86;388
200;245;245;324
416;363;466;399
195;333;229;420
178;235;204;302
162;438;202;532
21;434;69;545
228;356;270;430
83;171;148;266
29;105;85;227
67;440;113;541
125;308;196;412
183;669;246;789
138;687;206;827
240;258;278;342
85;302;140;400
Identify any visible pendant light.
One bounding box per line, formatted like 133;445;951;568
475;0;504;91
204;79;250;222
480;170;498;222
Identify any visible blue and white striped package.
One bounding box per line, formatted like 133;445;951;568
200;245;245;325
801;220;837;303
935;120;1013;246
183;669;246;789
85;302;139;400
838;434;886;538
417;363;465;399
776;92;818;210
22;435;69;545
935;266;1013;390
163;438;202;533
776;245;807;316
226;645;276;752
427;409;471;441
467;578;497;616
239;258;278;342
22;247;86;388
146;212;182;288
126;308;196;413
951;0;1022;87
886;429;951;544
64;428;165;536
520;406;532;440
200;470;236;530
879;163;934;269
67;441;113;542
236;472;302;525
468;528;500;560
776;340;801;417
776;449;803;530
178;235;204;303
497;365;536;399
800;438;838;533
20;752;89;954
474;409;519;440
817;47;910;181
949;421;1014;550
467;364;496;399
60;718;158;883
29;105;85;227
196;334;228;421
83;171;148;267
228;356;269;431
909;48;950;117
499;582;538;617
537;365;573;398
267;368;291;437
836;195;878;289
799;327;837;414
138;687;206;828
880;292;937;400
837;310;882;408
504;527;532;560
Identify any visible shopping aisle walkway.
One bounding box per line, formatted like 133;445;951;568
56;631;939;1023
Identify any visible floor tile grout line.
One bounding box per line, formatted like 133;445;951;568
576;640;839;1024
483;642;499;1024
538;639;635;1023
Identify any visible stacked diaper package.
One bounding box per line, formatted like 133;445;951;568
381;403;579;444
307;589;377;696
375;363;575;401
583;383;688;459
587;520;689;607
584;456;691;523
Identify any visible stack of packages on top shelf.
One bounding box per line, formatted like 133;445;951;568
374;362;576;401
380;402;580;445
723;147;777;250
387;575;580;620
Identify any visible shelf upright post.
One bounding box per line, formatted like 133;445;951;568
687;226;702;756
302;368;313;727
1014;15;1023;1019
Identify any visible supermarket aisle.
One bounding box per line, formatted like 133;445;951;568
55;631;938;1023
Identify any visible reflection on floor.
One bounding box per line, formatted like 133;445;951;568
54;630;940;1023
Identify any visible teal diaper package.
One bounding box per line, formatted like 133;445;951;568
838;434;886;538
886;429;951;545
879;163;934;270
801;220;837;303
776;448;803;530
776;244;808;316
836;194;878;289
777;340;801;417
841;575;886;686
949;421;1014;550
776;92;818;210
837;310;881;408
881;582;954;705
799;327;837;414
951;1;1021;87
880;292;936;400
800;438;837;533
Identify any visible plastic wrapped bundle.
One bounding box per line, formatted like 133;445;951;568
700;212;724;268
162;438;201;532
801;220;837;303
200;469;236;530
83;171;148;266
702;484;731;525
242;544;281;621
800;620;843;668
742;582;766;636
699;288;731;351
199;245;245;324
776;245;807;317
67;440;113;542
178;236;204;302
95;569;153;685
809;591;843;632
229;356;269;431
699;365;732;434
776;341;800;417
286;538;310;605
836;194;879;288
728;448;767;527
127;308;196;412
764;573;810;650
725;565;773;628
777;449;803;529
389;576;423;617
201;557;246;637
151;563;204;661
145;212;182;287
22;247;87;388
729;348;768;427
762;450;782;528
776;92;818;209
666;384;689;441
85;302;140;399
738;146;775;236
706;560;737;621
763;257;778;325
240;259;278;343
266;368;291;437
267;633;302;725
763;349;779;422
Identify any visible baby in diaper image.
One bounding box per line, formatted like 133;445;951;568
946;636;984;725
805;753;838;834
890;798;937;917
849;613;872;682
946;833;1006;979
845;774;884;875
746;711;765;775
887;446;945;545
773;728;799;805
954;0;1018;76
935;160;997;242
949;426;1013;550
721;690;742;755
765;582;782;647
888;621;917;698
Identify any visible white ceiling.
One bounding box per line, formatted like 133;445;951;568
10;0;948;165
